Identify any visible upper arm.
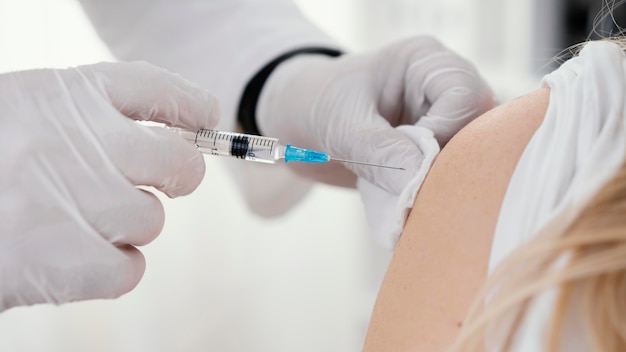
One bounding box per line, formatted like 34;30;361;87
362;88;550;351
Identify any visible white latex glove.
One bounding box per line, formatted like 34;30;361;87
0;62;219;311
257;35;494;195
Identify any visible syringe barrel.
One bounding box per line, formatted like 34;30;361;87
173;128;284;164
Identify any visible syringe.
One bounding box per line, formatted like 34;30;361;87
170;128;404;170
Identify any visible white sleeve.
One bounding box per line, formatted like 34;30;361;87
78;0;341;215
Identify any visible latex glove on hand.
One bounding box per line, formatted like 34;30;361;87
258;35;494;193
0;62;219;311
257;36;494;247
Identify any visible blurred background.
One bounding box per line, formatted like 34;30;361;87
0;0;618;351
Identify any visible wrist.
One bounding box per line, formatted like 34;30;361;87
237;48;342;137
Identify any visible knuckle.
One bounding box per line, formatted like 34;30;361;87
404;35;445;54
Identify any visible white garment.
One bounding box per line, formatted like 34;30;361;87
488;41;626;351
78;0;340;216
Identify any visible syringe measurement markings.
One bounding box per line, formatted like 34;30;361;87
250;138;255;157
248;137;260;156
193;130;200;147
253;137;271;155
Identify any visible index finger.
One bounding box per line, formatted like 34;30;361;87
76;61;220;130
404;49;494;145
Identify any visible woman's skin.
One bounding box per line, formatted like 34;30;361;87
362;88;551;351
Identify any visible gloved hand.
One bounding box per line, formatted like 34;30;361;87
257;35;495;195
0;62;219;311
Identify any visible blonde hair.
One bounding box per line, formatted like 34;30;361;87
450;160;626;351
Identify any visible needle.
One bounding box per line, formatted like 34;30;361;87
330;157;406;170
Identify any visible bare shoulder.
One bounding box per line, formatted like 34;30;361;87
362;88;550;351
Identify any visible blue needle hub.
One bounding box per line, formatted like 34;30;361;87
284;144;330;163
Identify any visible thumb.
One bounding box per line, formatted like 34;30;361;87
76;61;220;130
332;120;436;195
